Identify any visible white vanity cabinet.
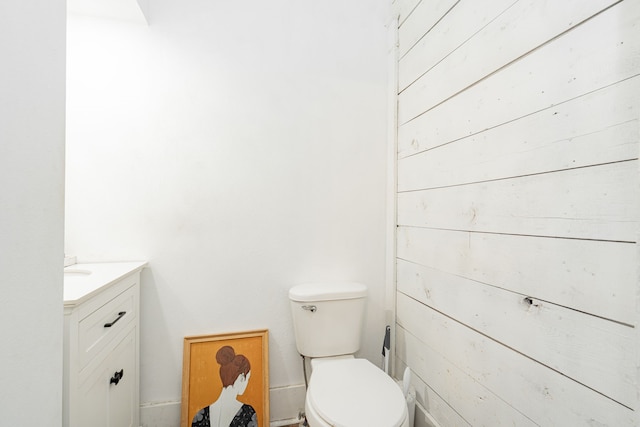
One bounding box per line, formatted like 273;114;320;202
63;262;146;427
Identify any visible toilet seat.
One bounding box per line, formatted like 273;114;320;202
306;358;408;427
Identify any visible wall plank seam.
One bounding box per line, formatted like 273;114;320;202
399;73;640;159
396;298;634;410
398;0;627;126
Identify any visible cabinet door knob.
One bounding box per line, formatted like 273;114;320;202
110;369;124;386
104;311;126;328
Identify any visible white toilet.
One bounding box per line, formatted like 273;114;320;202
289;282;409;427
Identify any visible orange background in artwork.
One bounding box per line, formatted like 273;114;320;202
187;335;265;426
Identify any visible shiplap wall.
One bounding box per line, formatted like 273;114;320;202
393;0;640;426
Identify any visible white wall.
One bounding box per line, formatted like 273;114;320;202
0;1;66;425
394;1;640;426
65;1;390;424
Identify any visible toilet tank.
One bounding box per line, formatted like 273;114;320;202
289;282;367;357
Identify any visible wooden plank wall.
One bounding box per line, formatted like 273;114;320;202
393;0;640;425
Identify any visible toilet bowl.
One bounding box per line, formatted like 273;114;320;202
304;357;409;427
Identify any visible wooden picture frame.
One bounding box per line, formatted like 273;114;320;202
181;329;269;427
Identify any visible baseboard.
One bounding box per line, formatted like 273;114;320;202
268;383;306;423
270;419;302;427
139;384;306;427
140;400;180;427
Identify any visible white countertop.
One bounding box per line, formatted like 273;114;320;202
64;261;147;306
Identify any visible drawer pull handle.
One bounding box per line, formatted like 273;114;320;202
104;311;126;328
110;369;124;386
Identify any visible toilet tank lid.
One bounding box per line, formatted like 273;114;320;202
289;282;367;302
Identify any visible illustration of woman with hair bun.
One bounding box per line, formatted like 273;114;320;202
191;346;258;427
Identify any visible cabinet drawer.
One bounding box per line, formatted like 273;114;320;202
78;287;136;369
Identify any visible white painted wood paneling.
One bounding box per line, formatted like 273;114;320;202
398;0;640;158
397;226;637;325
395;326;537;426
395;0;422;26
396;299;635;426
398;160;639;242
397;259;636;408
395;359;469;427
398;0;517;91
399;0;618;123
398;0;458;57
398;77;640;190
393;1;640;424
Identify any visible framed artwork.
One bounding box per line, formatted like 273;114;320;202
181;329;269;427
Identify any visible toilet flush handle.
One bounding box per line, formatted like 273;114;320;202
302;305;317;313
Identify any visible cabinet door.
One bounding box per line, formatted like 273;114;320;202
77;329;136;427
78;364;110;427
107;329;136;427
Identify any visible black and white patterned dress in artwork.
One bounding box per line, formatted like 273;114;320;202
192;404;258;427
